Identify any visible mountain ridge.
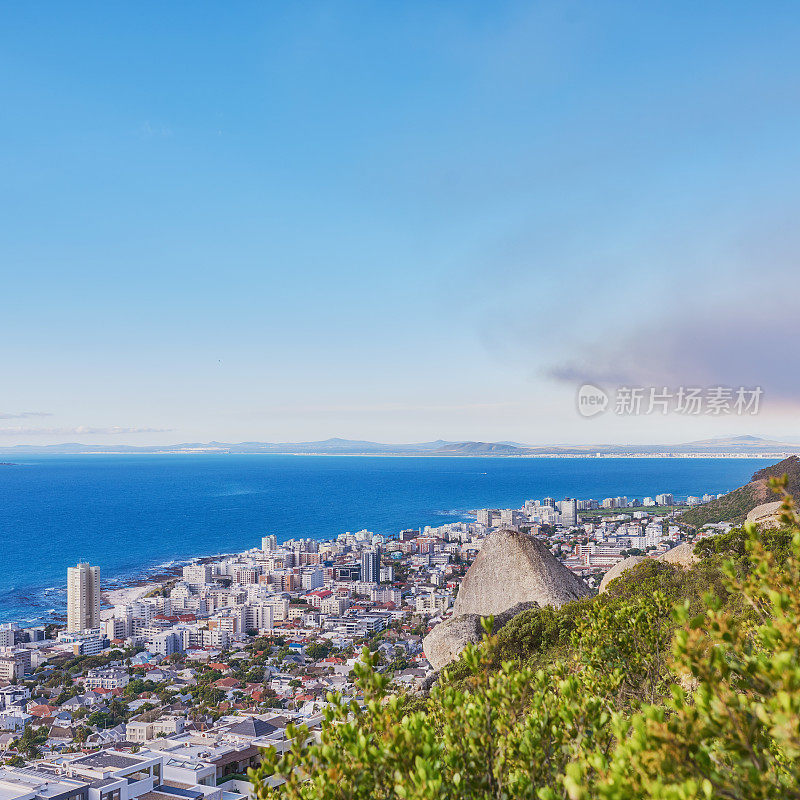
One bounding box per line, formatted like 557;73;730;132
2;435;800;456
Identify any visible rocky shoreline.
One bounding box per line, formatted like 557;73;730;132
99;552;238;619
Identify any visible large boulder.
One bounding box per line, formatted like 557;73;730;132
452;529;591;617
598;555;646;594
423;601;538;670
423;614;484;670
746;501;784;529
657;542;698;567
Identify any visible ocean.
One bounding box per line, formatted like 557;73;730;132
0;454;771;625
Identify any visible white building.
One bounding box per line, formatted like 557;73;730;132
183;564;213;587
67;562;100;633
84;667;130;690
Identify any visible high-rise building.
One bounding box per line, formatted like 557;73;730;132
476;509;493;527
361;548;380;584
262;534;278;552
67;562;100;633
558;498;578;526
499;509;522;528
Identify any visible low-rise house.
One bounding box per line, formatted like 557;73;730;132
28;703;58;718
145;737;262;782
87;723;127;746
126;716;185;743
0;708;31;731
60;695;96;712
0;685;31;709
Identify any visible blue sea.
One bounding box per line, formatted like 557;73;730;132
0;455;772;625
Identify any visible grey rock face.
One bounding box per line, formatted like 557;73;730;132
452;529;591;618
657;542;698;567
746;501;784;529
598;555;647;594
423;614;485;670
422;600;539;670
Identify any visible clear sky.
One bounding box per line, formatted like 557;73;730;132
2;1;800;446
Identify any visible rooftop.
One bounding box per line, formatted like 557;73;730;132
224;718;278;738
71;752;144;770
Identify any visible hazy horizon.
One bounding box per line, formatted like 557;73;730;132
1;432;798;452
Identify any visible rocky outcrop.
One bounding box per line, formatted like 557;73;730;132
423;601;538;670
598;555;646;594
423;615;485;670
657;542;698;567
746;501;783;529
423;530;591;669
452;529;591;617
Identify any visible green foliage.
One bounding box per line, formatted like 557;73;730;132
305;641;334;661
245;665;267;683
13;726;48;758
695;524;794;565
123;677;160;697
602;558;731;613
443;601;590;684
218;773;252;784
249;490;800;800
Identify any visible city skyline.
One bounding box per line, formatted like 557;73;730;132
3;3;800;445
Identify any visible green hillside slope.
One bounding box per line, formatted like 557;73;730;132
681;455;800;527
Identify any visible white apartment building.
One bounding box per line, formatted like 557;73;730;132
0;624;15;649
245;603;274;633
415;592;451;615
183;564;213;587
320;596;350;616
499;509;523;527
370;587;402;605
476;509;494;527
67;562;100;633
84;667;130;690
301;568;324;590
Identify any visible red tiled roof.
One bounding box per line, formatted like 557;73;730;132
29;705;57;717
213;677;241;689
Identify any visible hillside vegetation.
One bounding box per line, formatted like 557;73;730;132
251;480;800;800
681;454;800;526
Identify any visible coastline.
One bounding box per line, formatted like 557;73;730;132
0;457;768;629
99;552;238;620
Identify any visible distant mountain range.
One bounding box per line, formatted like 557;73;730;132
2;434;800;456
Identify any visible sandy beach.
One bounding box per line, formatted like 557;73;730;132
100;582;161;619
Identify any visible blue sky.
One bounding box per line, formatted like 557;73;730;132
2;1;800;445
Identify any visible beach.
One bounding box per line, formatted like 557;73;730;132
100;582;162;619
